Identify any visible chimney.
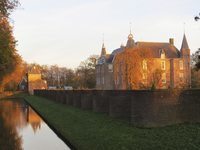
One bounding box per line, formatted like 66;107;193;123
169;38;174;45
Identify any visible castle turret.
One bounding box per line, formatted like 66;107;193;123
180;34;190;58
180;34;191;85
126;32;136;48
100;43;106;57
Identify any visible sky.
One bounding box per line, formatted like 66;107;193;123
10;0;200;69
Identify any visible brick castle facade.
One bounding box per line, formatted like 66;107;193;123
96;32;191;89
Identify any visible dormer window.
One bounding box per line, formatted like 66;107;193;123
159;49;165;59
161;54;165;59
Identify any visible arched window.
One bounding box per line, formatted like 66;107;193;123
161;61;165;70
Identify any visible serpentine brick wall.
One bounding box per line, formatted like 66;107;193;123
34;89;200;128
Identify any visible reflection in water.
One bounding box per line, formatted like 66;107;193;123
0;100;70;150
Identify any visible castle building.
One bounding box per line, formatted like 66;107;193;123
26;65;47;95
96;32;191;89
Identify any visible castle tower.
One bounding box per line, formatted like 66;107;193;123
100;43;106;57
26;64;47;95
180;34;191;85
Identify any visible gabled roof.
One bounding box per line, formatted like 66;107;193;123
19;77;27;86
181;34;189;50
30;65;40;74
136;42;180;58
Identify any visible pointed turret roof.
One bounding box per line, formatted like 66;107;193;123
126;32;136;48
100;43;106;57
181;34;189;50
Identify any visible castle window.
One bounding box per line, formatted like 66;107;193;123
108;64;113;72
179;73;184;83
162;73;166;83
161;61;165;70
179;61;183;70
102;65;104;73
143;60;147;70
143;73;147;83
102;77;104;84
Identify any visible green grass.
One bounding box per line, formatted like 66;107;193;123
25;95;200;150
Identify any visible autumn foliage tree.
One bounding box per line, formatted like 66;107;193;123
0;14;21;91
0;0;20;17
114;47;153;89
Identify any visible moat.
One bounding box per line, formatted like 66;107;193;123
0;99;70;150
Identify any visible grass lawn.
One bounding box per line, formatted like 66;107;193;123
25;95;200;150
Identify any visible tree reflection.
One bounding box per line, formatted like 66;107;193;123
0;101;23;150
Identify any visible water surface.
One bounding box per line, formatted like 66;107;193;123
0;100;70;150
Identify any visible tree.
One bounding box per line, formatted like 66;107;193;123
114;47;153;89
77;54;99;89
0;0;20;17
0;15;20;91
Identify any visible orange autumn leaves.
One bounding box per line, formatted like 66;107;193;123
114;47;153;89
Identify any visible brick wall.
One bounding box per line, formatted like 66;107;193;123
34;89;200;128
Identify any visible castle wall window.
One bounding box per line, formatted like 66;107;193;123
143;60;147;70
179;73;184;83
162;73;166;83
108;64;113;72
179;61;183;70
161;61;165;70
143;73;147;83
102;65;104;73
